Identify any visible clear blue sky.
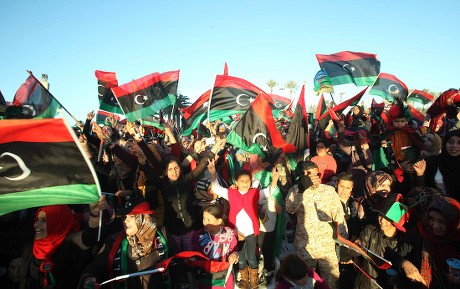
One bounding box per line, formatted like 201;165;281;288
1;0;459;120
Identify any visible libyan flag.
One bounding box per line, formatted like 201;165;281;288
316;51;380;87
181;89;211;136
96;70;124;115
0;119;101;215
369;73;408;102
226;93;296;158
286;85;309;162
13;72;62;119
112;70;178;122
407;89;434;105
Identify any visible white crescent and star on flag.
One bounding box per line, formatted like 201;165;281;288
0;152;31;181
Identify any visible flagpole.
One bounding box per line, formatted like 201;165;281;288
206;74;218;135
27;71;79;123
363;72;381;108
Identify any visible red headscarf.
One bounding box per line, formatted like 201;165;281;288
32;205;80;260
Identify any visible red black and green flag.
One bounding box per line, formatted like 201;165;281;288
181;89;211;136
369;73;408;102
407;89;434;105
13;72;62;119
111;70;178;122
316;51;380;86
209;74;273;121
226;93;296;158
96;70;123;114
408;104;425;126
286;85;309;162
95;109;125;125
313;69;334;95
0;118;101;215
0;89;6;105
370;98;385;122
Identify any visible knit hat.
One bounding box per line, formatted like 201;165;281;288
374;193;409;232
116;198;154;216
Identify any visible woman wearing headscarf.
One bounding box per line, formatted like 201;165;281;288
420;132;443;158
0;198;106;289
423;129;460;201
396;197;460;289
80;198;186;289
357;170;393;227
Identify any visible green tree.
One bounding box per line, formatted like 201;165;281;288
266;79;278;94
284;80;298;101
164;93;191;127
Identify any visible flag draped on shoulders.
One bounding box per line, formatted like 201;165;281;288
96;70;123;114
112;70;178;122
226;93;296;158
13;72;62;119
0;118;101;215
316;51;380;86
369;73;408;102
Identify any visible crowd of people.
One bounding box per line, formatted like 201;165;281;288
1;88;460;289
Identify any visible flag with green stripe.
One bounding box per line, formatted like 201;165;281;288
0;118;101;215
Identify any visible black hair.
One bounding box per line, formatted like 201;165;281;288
203;204;225;220
295;161;318;177
338;172;354;183
275;254;309;282
235;169;252;181
316;138;329;148
161;157;180;173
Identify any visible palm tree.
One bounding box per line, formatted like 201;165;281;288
284;80;298;101
307;104;317;113
266;79;278;94
163;94;191;127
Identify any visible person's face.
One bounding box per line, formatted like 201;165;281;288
235;174;252;192
392;117;408;129
102;125;113;137
316;143;328;157
8;257;21;283
446;135;460;157
378;216;396;232
427;210;446;237
376;179;392;192
353;106;360;115
304;168;321;189
293;275;308;286
166;161;181;181
202;211;222;235
423;133;435;149
337;180;354;200
194;139;206;155
124;215;139;236
218;125;226;133
34;211;48;240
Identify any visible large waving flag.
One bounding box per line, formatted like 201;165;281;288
209;74;272;121
181;89;211;136
226;93;296;157
112;70;178;122
316;51;380;86
313;69;334;95
96;70;123;114
286;85;309;162
0;118;101;215
95;109;125;125
13;72;62;119
369;73;408;102
407;89;434;105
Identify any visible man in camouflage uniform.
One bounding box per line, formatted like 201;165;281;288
286;161;348;289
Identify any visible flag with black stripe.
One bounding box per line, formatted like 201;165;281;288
369;73;408;102
96;70;123;114
112;70;178;122
13;72;62;119
226;93;296;158
316;51;380;86
0;118;101;215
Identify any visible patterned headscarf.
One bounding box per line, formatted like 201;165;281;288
127;214;157;257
